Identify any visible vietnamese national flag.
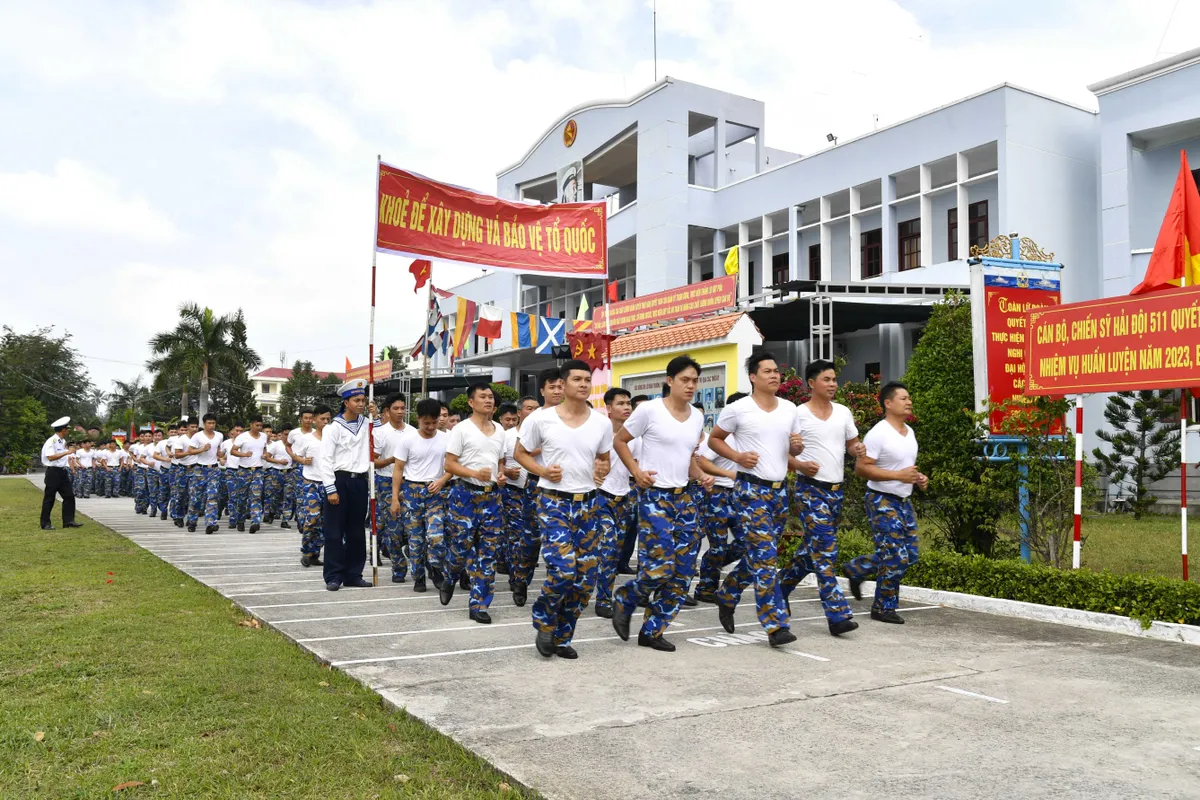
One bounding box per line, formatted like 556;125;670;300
607;281;619;303
409;259;432;293
1132;151;1200;294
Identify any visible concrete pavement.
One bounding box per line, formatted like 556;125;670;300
47;482;1200;799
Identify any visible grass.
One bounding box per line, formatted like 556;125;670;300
0;479;532;799
1079;511;1193;582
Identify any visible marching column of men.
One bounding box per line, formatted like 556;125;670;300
48;350;926;661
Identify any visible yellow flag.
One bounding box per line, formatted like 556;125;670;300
576;294;590;321
724;245;739;276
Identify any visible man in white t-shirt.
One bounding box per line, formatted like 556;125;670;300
263;426;293;527
74;440;94;499
285;410;315;528
103;441;123;498
590;387;635;620
439;382;507;623
131;431;152;514
389;398;450;592
709;351;806;647
844;381;926;624
170;419;198;525
494;402;520;578
185;413;224;534
610;355;709;652
515;360;613;659
694;392;749;603
145;430;163;518
218;424;242;525
372;393;412;581
292;406;330;568
777;360;867;636
231;416;269;533
152;427;175;519
498;398;530;598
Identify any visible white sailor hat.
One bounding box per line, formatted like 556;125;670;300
338;378;367;399
51;416;71;429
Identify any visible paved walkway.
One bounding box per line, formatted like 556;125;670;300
53;481;1200;799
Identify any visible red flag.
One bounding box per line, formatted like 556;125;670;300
409;259;432;293
344;356;352;374
476;304;503;341
566;331;611;371
545;302;553;317
607;281;619;303
1132;151;1200;294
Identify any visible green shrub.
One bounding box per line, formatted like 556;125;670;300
448;382;520;419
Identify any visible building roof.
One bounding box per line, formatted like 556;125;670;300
1089;45;1200;96
612;312;746;358
250;367;343;381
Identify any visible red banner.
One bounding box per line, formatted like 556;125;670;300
984;283;1061;432
346;360;392;383
376;164;607;279
1026;285;1200;395
593;275;736;332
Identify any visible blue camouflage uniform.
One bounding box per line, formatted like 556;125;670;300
297;477;325;557
532;491;601;646
375;473;405;579
133;463;150;513
591;488;634;613
169;464;188;520
146;468;160;516
695;485;744;596
242;467;265;526
401;480;444;582
844;490;919;614
614;486;700;638
715;478;790;634
778;479;853;624
186;464;222;529
503;483;537;590
445;482;502;614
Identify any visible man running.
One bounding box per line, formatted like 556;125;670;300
292;406;330;568
171;419;198;525
373;392;413;582
844;382;926;624
389;398;451;593
693;391;748;603
591;387;634;619
231;416;268;533
184;413;224;534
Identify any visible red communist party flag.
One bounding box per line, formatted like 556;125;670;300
409;259;431;293
567;331;608;371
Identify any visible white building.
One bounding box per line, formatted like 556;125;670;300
249;367;343;416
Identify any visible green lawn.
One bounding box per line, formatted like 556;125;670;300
0;479;531;799
1079;511;1194;582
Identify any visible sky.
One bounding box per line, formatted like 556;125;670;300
1;0;1198;401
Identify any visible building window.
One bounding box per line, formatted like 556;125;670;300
865;361;881;383
861;228;882;279
808;244;821;281
948;200;989;259
261;383;272;394
898;218;921;271
772;252;789;286
747;260;757;296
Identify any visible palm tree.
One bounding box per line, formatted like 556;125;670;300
107;376;150;433
147;304;260;418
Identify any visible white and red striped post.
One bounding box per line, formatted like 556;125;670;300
1072;398;1083;569
367;154;381;587
1182;393;1189;582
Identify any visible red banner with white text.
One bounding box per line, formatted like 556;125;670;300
984;283;1061;432
376;163;607;279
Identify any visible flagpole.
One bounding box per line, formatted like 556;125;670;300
421;269;432;399
1183;265;1190;582
367;154;380;588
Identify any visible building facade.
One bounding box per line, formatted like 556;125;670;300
249;367;343;416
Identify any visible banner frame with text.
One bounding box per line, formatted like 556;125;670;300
593;275;737;332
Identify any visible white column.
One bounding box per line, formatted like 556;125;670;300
956;151;970;260
762;214;774;290
881;174;896;276
787;204;800;281
714;118;727;189
849;185;862;279
919;163;932;268
737;221;750;299
712;229;725;279
755;128;765;173
690;237;703;283
819;196;832;282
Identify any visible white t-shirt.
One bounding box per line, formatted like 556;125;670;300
600;426;635;496
863;419;919;498
266;439;291;469
396;429;448;483
794;403;859;484
154;439;171;469
233;431;268;468
190;431;223;467
373;423;411;478
286;428;309;458
715;395;801;483
622;399;704;489
104;449;122;467
77;448;94;468
175;433;198;465
520;406;614;494
445;419;506;487
293;432;324;482
503;426;527;489
698;433;738;489
219;438;237;469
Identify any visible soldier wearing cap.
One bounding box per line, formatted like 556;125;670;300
41;416;84;530
316;379;375;592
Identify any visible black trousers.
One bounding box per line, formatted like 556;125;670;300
322;472;367;585
42;466;76;527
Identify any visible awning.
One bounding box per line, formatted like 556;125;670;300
750;281;960;341
453;347;558;372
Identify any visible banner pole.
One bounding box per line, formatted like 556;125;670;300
1073;397;1083;569
421;271;432;399
1183;393;1189;582
368;154;380;587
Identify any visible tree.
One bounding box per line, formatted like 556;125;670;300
147;304;260;418
0;394;47;473
903;291;1000;555
1092;390;1181;517
0;325;97;423
106;376;152;434
278;360;323;427
448;382;520;418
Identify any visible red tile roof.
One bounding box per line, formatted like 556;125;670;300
250;367;344;380
611;313;746;358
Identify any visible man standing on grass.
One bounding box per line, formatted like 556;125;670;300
292;406;330;569
709;351;805;648
40;417;82;530
843;382;926;624
231;416;268;533
439;382;507;623
693;391;748;604
610;356;709;653
516;360;613;659
317;380;375;592
591;387;634;619
185;413;224;534
777;360;865;636
389;398;451;592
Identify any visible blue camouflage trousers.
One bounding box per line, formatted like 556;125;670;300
503;484;538;588
374;474;405;578
696;485;745;595
225;469;245;526
146;470;161;515
241;467;264;525
297;477;325;556
445;483;502;613
169;465;189;518
615;486;700;638
844;491;919;614
92;466;104;496
284;465;300;521
264;469;287;520
133;468;150;513
120;467;133;496
532;491;600;646
186;465;221;528
157;468;172;514
73;468;91;498
779;481;852;624
716;479;790;634
400;481;444;581
591;491;633;610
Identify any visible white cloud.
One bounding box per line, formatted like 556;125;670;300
0;159;182;244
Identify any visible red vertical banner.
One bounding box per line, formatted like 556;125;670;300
983;281;1061;432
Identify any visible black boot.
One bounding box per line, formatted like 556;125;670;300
769;628;797;647
844;566;863;601
637;631;675;652
871;610;905;624
829;619;859;636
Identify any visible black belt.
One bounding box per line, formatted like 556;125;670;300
502;483;525;491
540;488;596;502
335;470;367;480
457;481;495;493
598;488;630;502
799;476;842;492
868;488;911;504
404;479;431;486
646;485;688;495
737;472;786;490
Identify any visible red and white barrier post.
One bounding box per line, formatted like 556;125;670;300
1073;398;1083;570
1182;394;1189;582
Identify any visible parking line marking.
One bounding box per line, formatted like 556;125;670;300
271;604;518;625
297;620;530;643
935;686;1009;704
785;650;831;662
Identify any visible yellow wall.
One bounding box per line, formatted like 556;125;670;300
612;343;742;393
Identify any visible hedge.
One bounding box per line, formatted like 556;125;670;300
781;528;1200;629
